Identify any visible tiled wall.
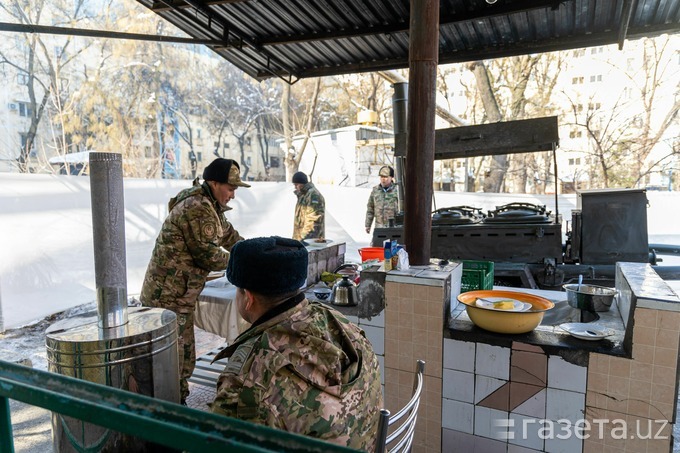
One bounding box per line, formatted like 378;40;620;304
442;339;588;452
382;267;457;453
440;262;680;453
583;263;680;452
353;260;678;452
305;243;345;285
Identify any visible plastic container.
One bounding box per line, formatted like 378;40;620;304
359;247;385;262
460;260;494;293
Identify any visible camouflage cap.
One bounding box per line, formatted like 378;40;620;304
203;158;251;187
379;165;394;177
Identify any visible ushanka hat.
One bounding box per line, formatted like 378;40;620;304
379;165;394;177
227;236;308;294
292;171;309;184
203;158;251;187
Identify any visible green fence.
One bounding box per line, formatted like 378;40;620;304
0;360;355;453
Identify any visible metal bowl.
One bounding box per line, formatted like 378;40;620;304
563;284;616;312
457;290;554;334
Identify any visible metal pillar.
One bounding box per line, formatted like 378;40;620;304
392;82;408;212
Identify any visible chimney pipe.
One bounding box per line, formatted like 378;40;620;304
392;82;408;213
89;152;128;329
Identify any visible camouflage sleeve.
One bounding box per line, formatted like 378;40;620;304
219;219;243;251
365;189;375;228
181;202;230;271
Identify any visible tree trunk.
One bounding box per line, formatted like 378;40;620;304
469;61;506;192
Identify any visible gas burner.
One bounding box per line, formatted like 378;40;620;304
432;206;485;225
483;202;552;224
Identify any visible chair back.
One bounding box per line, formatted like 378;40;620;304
375;360;425;453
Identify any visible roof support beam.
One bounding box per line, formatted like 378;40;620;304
0;21;225;45
618;0;636;50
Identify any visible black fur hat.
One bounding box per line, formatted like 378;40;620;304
227;236;308;294
292;171;308;184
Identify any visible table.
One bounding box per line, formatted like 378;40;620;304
195;277;249;343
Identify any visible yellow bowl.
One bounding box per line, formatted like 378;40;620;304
457;290;555;334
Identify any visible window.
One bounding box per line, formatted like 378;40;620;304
571;77;584;85
589;75;603;83
569;130;583;139
572;49;585;57
246;156;251;165
270;156;280;168
590;47;604;55
17;73;28;85
588;103;601;110
223;143;229;150
18;102;32;117
144;147;154;158
196;129;202;139
197;152;202;162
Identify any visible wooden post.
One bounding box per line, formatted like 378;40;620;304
404;0;439;265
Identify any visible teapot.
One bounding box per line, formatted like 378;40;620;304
330;275;359;306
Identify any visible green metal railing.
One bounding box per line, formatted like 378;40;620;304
0;360;355;453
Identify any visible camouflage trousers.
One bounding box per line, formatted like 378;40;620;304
177;312;196;404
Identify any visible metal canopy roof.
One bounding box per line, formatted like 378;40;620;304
136;0;680;83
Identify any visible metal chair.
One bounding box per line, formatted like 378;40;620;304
375;360;426;453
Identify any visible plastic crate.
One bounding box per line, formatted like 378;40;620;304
460;260;494;293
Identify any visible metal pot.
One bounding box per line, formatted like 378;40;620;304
330;276;359;306
563;283;617;312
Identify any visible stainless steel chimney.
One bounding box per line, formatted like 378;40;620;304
46;153;179;452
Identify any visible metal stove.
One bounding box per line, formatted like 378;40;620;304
373;202;563;264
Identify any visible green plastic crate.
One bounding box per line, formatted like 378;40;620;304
460;260;494;292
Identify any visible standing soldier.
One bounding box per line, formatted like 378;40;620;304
140;158;250;405
365;165;399;233
292;171;325;241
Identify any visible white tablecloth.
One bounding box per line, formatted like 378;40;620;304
195;277;249;343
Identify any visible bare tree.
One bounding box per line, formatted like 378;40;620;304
0;0;95;172
282;77;321;181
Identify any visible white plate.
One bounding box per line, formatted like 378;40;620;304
475;298;532;312
303;239;333;248
558;323;613;341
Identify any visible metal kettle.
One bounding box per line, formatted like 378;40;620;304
330;275;359;306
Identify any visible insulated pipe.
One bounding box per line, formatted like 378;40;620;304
392;82;408;212
89;152;128;329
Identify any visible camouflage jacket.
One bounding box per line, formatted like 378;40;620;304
140;179;243;313
293;182;325;241
365;182;399;228
211;296;383;451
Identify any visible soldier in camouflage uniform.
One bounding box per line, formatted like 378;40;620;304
365;165;399;233
210;236;383;451
291;171;325;241
140;158;250;405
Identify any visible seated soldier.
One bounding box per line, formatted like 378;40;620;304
210;236;383;451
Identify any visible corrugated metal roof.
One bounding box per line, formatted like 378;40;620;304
136;0;680;83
